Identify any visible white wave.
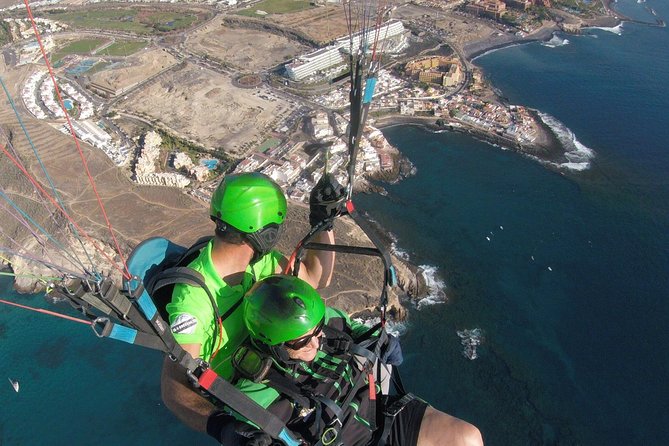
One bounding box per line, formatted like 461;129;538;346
457;328;484;360
416;264;447;308
353;316;407;337
390;242;411;262
537;111;595;171
586;23;624;35
541;35;570;48
471;42;526;61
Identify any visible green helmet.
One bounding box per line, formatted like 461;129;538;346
210;173;286;234
244;275;325;346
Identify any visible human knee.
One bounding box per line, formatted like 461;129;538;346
417;407;483;446
459;421;483;446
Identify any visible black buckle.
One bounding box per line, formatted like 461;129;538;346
384;393;415;418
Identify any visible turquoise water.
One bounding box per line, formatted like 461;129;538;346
65;59;97;76
63;99;73;110
201;159;219;170
2;0;668;444
356;1;669;444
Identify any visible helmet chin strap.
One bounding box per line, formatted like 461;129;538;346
253;340;298;366
214;218;284;262
245;224;285;262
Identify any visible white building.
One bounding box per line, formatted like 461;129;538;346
136;172;190;188
285;20;406;82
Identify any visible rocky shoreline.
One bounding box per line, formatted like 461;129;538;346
370;112;567;166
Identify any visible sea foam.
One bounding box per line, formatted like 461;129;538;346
541;35;570;48
353;316;407;337
416;264;447;308
537;111;595;171
388;236;448;307
457;328;484;360
586;23;624;35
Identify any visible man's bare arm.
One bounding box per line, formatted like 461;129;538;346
160;344;215;432
300;229;335;289
279;229;335;289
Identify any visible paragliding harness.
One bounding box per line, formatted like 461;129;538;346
231;315;411;446
46;236;306;446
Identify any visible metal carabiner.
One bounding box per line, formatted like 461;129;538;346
90;317;111;338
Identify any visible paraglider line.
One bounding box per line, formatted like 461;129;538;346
0;298;93;325
0;144;130;279
22;0;130;279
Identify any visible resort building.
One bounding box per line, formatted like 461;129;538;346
465;0;507;19
405;56;463;87
285;20;407;82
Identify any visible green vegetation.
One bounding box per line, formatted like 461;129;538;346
500;12;520;27
236;0;313;17
0;21;11;46
86;61;113;75
527;6;551;21
51;38;106;63
553;0;604;15
158;129;203;154
99;40;147;57
141;12;199;32
45;10;147;33
157;130;233;172
257;137;281;153
43;9;203;35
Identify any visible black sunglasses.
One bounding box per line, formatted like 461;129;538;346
284;318;325;350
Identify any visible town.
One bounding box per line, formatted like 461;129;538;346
2;0;571;209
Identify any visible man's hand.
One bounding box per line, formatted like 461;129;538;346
210;413;277;446
236;422;274;446
243;431;274;446
309;173;346;229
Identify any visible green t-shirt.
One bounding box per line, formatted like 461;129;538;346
166;240;282;379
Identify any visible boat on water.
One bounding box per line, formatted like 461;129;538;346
8;378;19;392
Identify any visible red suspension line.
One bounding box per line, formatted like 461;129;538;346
0;298;93;325
22;0;130;278
0;144;130;279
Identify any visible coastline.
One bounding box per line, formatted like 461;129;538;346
463;24;559;61
371;112;565;165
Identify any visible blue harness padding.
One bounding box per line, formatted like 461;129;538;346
124;237;188;321
363;77;377;104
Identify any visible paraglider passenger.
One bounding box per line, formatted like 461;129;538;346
206;275;484;446
161;173;340;432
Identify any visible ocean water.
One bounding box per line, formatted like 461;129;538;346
0;275;211;445
1;1;668;445
356;1;669;444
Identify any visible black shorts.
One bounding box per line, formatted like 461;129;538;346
387;398;429;446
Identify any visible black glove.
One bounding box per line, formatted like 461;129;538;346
207;411;274;446
235;422;274;446
309;173;346;229
381;334;404;366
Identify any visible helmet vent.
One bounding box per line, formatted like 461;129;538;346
293;297;306;309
